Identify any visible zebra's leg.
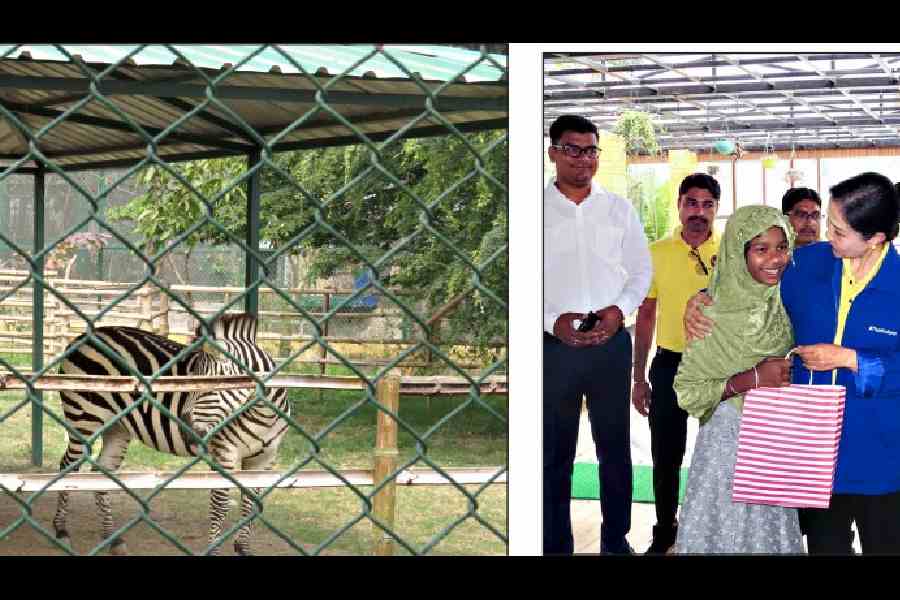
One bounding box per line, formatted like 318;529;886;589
206;444;239;556
91;427;131;556
234;445;280;556
53;436;87;548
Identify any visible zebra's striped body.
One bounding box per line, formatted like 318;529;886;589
52;313;288;555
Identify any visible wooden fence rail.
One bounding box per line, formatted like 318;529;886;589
0;273;506;373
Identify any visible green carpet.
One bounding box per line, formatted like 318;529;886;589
572;463;688;503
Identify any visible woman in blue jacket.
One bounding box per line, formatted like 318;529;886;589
685;172;900;554
782;172;900;554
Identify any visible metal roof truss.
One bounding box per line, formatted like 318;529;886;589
544;52;900;152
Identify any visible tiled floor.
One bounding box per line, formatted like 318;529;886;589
572;499;656;554
571;415;863;555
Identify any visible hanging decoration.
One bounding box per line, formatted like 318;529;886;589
784;143;804;186
714;139;736;155
761;134;778;169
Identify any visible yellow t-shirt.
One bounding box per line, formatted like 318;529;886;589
833;242;890;347
647;227;721;353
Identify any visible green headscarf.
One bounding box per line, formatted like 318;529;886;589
674;205;795;425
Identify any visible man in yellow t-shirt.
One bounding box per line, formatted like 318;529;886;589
632;173;721;554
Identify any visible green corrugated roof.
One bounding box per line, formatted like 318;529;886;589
0;44;506;82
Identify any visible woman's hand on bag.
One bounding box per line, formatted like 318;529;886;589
684;291;715;342
755;357;792;387
794;344;859;373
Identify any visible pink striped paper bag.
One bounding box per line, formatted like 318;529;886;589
732;384;845;509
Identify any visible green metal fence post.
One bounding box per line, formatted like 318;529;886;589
0;177;8;253
244;149;261;316
31;164;45;467
95;171;106;280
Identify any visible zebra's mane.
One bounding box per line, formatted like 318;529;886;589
195;313;259;344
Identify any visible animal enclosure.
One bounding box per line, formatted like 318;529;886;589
0;44;508;555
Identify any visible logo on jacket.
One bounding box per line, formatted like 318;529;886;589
868;325;898;336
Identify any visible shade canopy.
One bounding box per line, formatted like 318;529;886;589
0;44;508;171
544;52;900;153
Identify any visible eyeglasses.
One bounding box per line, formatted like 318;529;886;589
688;248;709;276
551;143;600;159
790;209;821;222
682;197;718;210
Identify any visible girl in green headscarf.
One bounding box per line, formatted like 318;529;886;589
672;205;803;554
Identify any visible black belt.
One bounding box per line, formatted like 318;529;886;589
543;327;623;345
656;347;682;359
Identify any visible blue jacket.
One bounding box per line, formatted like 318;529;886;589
781;241;900;495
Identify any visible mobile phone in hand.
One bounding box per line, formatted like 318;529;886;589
577;312;598;333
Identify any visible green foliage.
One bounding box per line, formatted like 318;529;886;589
627;169;675;243
105;132;508;357
106;158;248;256
613;110;660;156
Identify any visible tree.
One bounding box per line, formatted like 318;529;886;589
106;157;248;286
613;110;660;156
613;110;674;242
106;131;509;359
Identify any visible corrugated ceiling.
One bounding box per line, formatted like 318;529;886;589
544;52;900;153
0;44;508;171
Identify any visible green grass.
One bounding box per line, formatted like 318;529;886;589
0;387;507;555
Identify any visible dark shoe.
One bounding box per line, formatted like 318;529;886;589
600;539;634;555
644;524;678;555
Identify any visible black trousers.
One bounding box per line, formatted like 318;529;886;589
805;491;900;555
543;328;632;555
647;348;688;532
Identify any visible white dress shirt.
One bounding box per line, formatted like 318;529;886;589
543;179;653;334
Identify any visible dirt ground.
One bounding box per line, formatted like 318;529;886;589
0;490;347;556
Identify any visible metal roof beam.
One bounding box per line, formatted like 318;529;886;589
544;76;900;101
795;54;896;143
253;108;434;137
654;115;900;132
545;89;900;109
640;53;788;138
108;69;257;144
0;75;508;112
0;117;508;173
543;53;900;75
546;55;696;136
1;101;253;152
544;66;891;92
23;73;203;109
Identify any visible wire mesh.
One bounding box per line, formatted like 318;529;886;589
0;44;508;556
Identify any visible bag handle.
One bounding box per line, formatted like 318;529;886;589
785;348;814;385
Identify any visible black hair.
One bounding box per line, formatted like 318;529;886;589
678;173;720;200
829;172;900;241
548;115;598;145
781;187;821;214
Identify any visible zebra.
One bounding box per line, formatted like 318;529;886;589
52;312;289;555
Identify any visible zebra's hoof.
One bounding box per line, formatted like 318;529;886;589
109;539;129;556
55;530;71;549
234;542;252;556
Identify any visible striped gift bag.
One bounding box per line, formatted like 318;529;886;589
732;382;846;509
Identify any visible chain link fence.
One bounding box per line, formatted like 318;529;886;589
0;44;508;555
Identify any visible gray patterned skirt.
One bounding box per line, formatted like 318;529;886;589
673;401;804;554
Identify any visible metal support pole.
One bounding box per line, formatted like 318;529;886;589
0;177;8;253
372;374;400;556
31;165;45;466
318;292;330;403
244;149;261;316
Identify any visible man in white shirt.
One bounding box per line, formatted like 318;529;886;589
543;115;652;555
